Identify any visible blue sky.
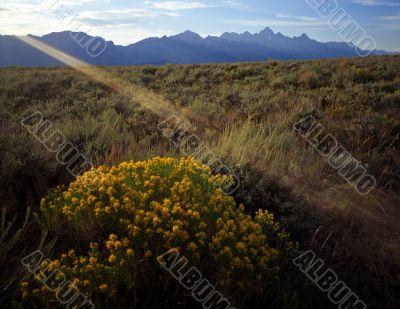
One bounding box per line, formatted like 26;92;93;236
0;0;399;51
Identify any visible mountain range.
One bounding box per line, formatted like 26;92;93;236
0;27;394;67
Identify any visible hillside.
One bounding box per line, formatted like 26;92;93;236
0;55;399;308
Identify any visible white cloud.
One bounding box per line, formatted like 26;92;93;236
0;4;174;45
1;0;41;13
46;0;96;6
2;0;94;11
375;14;400;31
382;23;400;30
225;19;328;28
276;13;291;18
0;1;178;44
145;1;208;10
379;15;400;20
222;0;242;6
352;0;399;6
0;10;71;35
297;16;323;22
276;14;322;22
75;8;180;27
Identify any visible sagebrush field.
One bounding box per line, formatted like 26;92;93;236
1;55;399;308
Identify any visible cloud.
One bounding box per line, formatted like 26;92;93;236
75;8;179;27
0;4;174;45
375;14;400;30
224;19;327;28
276;14;322;22
145;1;208;10
0;8;8;11
1;0;42;13
222;0;242;6
0;2;179;41
381;23;400;30
378;15;400;20
50;0;96;5
352;0;399;6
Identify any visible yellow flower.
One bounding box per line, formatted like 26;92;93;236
99;284;108;292
187;242;198;252
71;278;80;286
232;257;242;267
20;281;29;289
126;248;134;256
83;280;91;287
86;265;94;271
22;291;29;299
144;250;152;257
109;234;118;241
121;237;129;247
89;257;97;264
108;254;117;263
55;272;64;281
106;241;114;250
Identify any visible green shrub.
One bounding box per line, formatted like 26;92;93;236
298;70;320;89
351;66;372;83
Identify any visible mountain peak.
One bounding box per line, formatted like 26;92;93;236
276;32;286;39
172;30;202;42
220;32;239;40
184;30;198;35
258;27;274;40
299;33;309;39
173;30;202;40
259;27;274;35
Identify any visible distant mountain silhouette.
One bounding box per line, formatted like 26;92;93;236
0;28;394;67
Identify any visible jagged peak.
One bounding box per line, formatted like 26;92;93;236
298;33;309;39
182;30;201;37
172;30;202;41
259;27;274;35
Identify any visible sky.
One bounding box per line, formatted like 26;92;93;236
0;0;399;51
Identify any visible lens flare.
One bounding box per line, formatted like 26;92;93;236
15;35;188;121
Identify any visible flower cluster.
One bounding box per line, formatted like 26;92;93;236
24;157;288;307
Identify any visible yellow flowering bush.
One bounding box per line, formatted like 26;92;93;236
23;157;293;308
